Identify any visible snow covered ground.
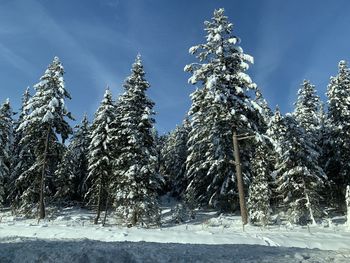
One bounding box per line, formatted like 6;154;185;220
1;198;350;262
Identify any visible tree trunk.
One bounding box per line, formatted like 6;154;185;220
38;124;51;219
232;129;248;225
302;178;316;225
346;185;350;228
102;195;109;226
131;207;138;226
94;177;103;224
305;191;316;225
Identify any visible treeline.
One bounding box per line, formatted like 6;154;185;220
0;8;350;227
0;55;161;227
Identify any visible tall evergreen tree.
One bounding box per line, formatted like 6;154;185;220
184;8;261;211
11;88;35;210
161;119;190;198
112;55;161;226
54;114;91;203
274;115;325;225
8;87;34;208
0;99;14;206
267;106;285;149
254;88;273;134
16;57;73;217
247;143;271;226
294;80;323;145
85;89;116;224
265;106;286;208
293;80;328;202
325;60;350;203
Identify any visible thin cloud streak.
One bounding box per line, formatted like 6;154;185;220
0;43;34;76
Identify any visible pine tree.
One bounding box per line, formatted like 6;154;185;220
325;60;350;204
294;80;323;145
10;87;36;212
265;107;285;208
11;88;35;211
85;89;116;224
267;106;286;149
161;119;190;198
0;99;14;206
54;114;90;203
112;55;161;226
16;57;73;217
247;144;271;226
184;8;261;211
275;115;325;225
254;88;273;133
293;80;328;203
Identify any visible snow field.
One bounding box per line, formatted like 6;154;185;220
1;206;350;252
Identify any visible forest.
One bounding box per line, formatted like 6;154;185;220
1;8;350;228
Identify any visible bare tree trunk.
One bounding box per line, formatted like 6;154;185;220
232;129;248;225
38;124;51;220
131;207;138;226
302;178;316;225
94;178;103;224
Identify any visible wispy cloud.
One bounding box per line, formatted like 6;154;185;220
0;42;34;76
36;2;122;93
251;1;344;112
0;0;124;95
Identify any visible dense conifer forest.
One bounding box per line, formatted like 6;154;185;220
1;8;350;228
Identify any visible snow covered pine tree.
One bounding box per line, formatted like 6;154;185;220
0;99;13;206
293;80;327;205
267;106;286;149
294;80;323;145
54;114;91;203
85;89;116;224
16;57;73;218
10;88;33;209
184;8;261;212
266;107;287;208
247;143;271;226
112;55;161;227
325;60;350;204
274;114;325;225
161;119;189;198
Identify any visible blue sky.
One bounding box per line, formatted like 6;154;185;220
1;0;350;134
